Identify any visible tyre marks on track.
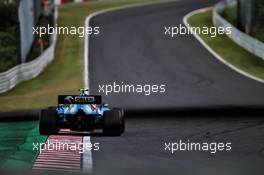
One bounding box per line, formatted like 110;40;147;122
32;135;82;173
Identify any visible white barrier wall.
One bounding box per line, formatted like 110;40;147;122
213;0;264;60
18;0;35;62
0;8;58;94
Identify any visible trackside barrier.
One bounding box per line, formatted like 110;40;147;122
213;0;264;60
54;0;92;5
0;8;58;94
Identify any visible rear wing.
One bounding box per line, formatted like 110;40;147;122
58;95;102;104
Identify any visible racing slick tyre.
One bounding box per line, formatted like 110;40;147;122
39;109;58;135
103;109;123;136
113;108;125;133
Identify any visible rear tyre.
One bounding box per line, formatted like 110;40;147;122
103;109;123;136
113;108;125;133
39;109;58;135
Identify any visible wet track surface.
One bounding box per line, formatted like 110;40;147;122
87;0;264;174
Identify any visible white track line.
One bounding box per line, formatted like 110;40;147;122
83;7;93;173
82;136;93;173
83;0;181;173
183;7;264;83
84;0;181;88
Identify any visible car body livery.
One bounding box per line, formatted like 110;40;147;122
39;89;125;136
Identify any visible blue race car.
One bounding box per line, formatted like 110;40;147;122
39;89;125;136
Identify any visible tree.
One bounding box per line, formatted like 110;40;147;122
253;0;264;29
237;0;243;30
0;0;20;71
237;0;264;34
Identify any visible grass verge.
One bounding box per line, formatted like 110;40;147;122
0;0;158;170
0;122;46;170
0;0;157;112
187;10;264;80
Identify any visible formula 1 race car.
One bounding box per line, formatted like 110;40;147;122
39;89;125;136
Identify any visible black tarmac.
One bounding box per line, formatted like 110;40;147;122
88;0;264;174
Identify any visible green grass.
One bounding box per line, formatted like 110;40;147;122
0;0;157;112
0;122;46;170
0;1;158;170
255;32;264;43
223;5;237;26
0;2;20;72
188;10;264;80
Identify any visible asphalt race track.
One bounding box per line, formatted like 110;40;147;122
92;117;264;175
89;0;264;110
87;0;264;174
